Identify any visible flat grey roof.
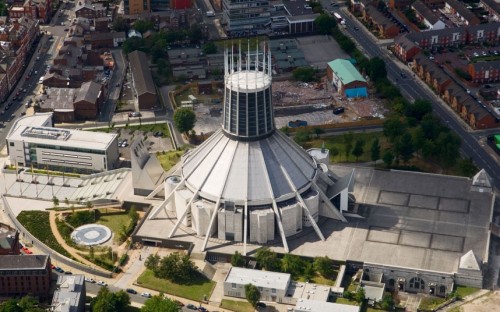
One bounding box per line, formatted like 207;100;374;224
225;267;290;290
136;166;493;276
0;255;49;270
295;299;360;312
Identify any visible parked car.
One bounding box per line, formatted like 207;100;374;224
85;277;95;283
64;271;72;275
55;267;64;273
256;302;267;308
96;281;107;286
153;131;163;137
333;107;345;115
140;292;151;298
126;288;137;294
50;264;56;269
400;72;407;78
288;120;308;128
128;112;141;117
198;307;208;312
186;304;198;310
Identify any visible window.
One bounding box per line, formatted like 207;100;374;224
409;277;425;290
232;283;236;289
271;288;276;293
9;142;14;147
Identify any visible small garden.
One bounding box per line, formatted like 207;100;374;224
138;252;215;301
17;211;72;258
156;150;184;171
54;206;139;271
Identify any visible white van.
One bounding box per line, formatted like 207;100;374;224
38;77;44;84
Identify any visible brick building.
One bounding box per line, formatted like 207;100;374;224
0;224;21;255
9;0;52;24
0;255;52;299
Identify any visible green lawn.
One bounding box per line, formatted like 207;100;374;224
335;298;359;306
220;299;254;312
17;211;72;258
137;269;215;302
455;285;480;298
418;296;447;311
96;211;131;241
157;150;184;171
308;131;387;163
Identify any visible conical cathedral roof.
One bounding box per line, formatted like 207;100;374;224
181;129;317;205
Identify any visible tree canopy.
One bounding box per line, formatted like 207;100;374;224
174;108;196;135
91;287;130;312
141;294;180;312
368;57;387;83
314;14;337;34
255;247;280;271
231;251;246;267
146;252;198;283
245;284;261;307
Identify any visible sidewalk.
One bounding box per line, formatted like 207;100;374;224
440;289;490;311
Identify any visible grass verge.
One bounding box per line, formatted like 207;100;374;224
455;285;480;298
137;269;215;302
17;211;72;258
156;150;184;171
220;299;254;312
418;296;447;311
96;210;131;241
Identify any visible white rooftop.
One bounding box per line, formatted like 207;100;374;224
227;71;271;92
459;250;481;271
225;267;291;291
8;114;116;151
182;129;317;205
294;299;360;312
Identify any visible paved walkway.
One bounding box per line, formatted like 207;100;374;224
48;210;98;268
439;289;491;311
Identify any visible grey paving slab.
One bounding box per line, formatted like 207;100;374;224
408;194;439;209
439;198;469;213
378;191;409;206
399;231;431;248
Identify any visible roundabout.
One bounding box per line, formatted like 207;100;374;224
71;224;112;246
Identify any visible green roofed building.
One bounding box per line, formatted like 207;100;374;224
327;59;368;98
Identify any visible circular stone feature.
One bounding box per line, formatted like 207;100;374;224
71;224;112;246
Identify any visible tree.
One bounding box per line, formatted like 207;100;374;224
294;129;310;145
174;108;196;135
381;293;395;310
91;287;130;312
255;247;280;271
368;57;387;83
383;118;405;143
202;42;217;54
313;256;333;278
133;20;155;33
17;296;44;312
343;132;354;161
314;14;337;34
405;99;432;122
292;67;316;82
53;196;59;207
435;131;461;169
141;294;180;312
352;139;364;161
370;138;380;162
188;25;203;42
156;253;198;283
382;150;394;167
0;299;22;312
231;251;245;267
355;287;365;303
456;158;477;177
245;284;261;307
145;254;161;273
397;132;414;164
122;37;145;54
280;253;303;277
312;127;325;138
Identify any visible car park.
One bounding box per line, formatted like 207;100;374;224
140;292;151;298
126;288;137;294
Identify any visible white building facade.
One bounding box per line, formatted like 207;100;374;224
224;267;291;303
6;114;119;173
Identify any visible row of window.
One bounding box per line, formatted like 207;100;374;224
0;270;46;275
231;283;277;293
41;158;93;166
42;151;92;160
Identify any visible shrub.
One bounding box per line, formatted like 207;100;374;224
66;210;95;228
119;254;129;266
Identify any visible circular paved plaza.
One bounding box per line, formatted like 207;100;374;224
71;224;112;246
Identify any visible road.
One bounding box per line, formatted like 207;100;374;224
333;7;500;190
